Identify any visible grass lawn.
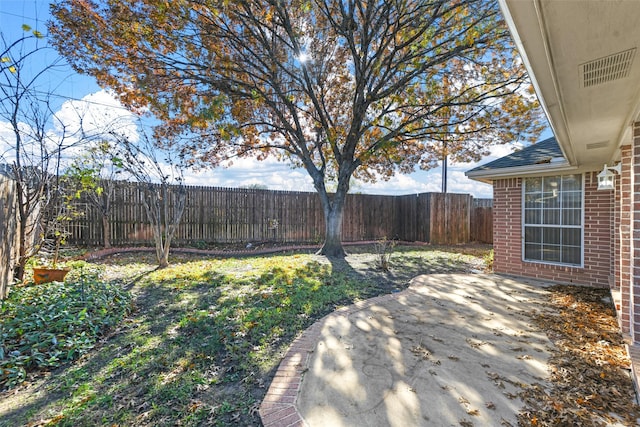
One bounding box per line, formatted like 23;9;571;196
0;244;490;426
3;243;637;426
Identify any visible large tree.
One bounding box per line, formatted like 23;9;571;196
50;0;544;257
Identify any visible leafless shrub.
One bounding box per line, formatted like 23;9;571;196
374;237;396;271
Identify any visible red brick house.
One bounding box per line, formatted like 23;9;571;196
467;136;615;288
466;0;640;359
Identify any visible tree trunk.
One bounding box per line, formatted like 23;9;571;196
157;243;169;268
309;157;356;258
158;236;171;268
152;223;168;268
319;204;346;257
152;209;167;268
15;218;27;282
14;180;28;282
315;174;349;257
101;214;111;249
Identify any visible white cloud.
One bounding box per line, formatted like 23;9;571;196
181;145;506;198
0;90;140;170
352;172;438;195
183;157;314;191
0;122;18;163
54;90;139;145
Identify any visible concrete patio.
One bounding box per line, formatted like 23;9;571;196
260;273;561;427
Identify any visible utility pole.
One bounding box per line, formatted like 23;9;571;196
441;140;448;193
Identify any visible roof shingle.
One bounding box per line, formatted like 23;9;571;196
467;137;564;173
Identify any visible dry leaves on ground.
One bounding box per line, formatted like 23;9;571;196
518;286;640;426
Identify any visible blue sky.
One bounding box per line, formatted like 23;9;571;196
1;1;101;106
0;0;551;199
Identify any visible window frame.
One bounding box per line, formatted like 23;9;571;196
521;174;584;268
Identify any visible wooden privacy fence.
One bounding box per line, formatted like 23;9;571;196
471;198;493;244
0;175;18;299
66;181;493;247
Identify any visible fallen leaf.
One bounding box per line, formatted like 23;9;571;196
517;286;640;425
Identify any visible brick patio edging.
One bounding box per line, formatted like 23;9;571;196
258;290;409;427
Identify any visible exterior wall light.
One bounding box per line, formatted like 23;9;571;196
597;163;622;190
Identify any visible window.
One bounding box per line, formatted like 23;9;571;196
523;175;582;266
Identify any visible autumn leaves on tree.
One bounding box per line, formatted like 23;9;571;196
50;0;544;257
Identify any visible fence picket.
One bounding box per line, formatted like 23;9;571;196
60;181;492;247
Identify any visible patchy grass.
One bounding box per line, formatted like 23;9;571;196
0;244;488;426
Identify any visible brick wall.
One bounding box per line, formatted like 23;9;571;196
493;178;522;273
493;172;613;288
632;123;640;342
619;144;632;333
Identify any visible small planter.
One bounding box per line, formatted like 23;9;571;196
32;267;71;284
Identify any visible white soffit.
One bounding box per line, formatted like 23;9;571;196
500;0;640;168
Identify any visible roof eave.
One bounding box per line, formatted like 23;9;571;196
497;0;576;165
465;162;577;183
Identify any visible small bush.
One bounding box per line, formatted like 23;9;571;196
483;249;494;272
374;237;396;271
0;266;132;390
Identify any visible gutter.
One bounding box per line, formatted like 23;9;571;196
465;161;577;184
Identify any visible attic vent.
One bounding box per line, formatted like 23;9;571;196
586;141;609;150
580;48;636;88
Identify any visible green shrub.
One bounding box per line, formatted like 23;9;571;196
483;249;494;272
0;267;132;389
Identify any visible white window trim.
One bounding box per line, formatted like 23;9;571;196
520;174;584;268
